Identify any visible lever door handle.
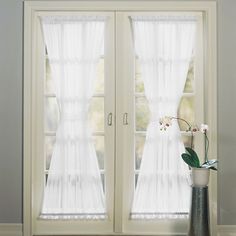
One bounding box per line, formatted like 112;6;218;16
107;112;113;126
123;112;128;125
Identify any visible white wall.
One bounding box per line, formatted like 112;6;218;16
0;0;23;223
218;0;236;225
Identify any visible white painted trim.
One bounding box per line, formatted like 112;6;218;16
0;224;22;236
24;2;33;236
218;225;236;236
203;3;217;236
25;1;216;12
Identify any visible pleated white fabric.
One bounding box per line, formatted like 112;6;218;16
131;16;196;219
40;16;106;219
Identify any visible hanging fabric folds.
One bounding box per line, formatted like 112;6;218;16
40;16;106;220
131;16;196;219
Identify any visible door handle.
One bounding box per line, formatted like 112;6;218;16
123;112;128;125
107;112;113;126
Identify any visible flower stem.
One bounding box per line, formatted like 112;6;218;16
171;117;192;129
171;117;193;148
190;132;194;149
204;132;209;163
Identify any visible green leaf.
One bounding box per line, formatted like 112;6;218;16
209;166;217;171
181;153;200;168
185;147;200;167
201;159;218;170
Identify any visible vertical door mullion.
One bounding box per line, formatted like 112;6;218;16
115;12;135;233
104;12;116;228
194;14;204;161
114;12;124;233
34;17;46;225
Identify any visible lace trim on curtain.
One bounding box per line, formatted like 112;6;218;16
40;213;107;220
130;212;189;220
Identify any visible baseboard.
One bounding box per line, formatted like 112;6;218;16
218;225;236;236
0;224;22;236
0;224;234;236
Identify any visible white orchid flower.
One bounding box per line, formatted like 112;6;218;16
200;124;209;133
190;125;199;133
159;116;172;130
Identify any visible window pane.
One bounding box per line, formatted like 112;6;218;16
183;58;194;93
136;96;150;131
135;135;146;170
89;97;104;132
181;134;194;149
135;57;145;93
45;173;48;185
135;173;139;188
136;57;194;94
45;135;105;171
45;136;56;170
178;96;194;131
94;57;104;94
101;173;105;192
45;97;59;132
45;58;55;94
93;135;104;170
46;58;104;95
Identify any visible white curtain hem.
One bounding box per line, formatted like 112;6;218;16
39;213;107;220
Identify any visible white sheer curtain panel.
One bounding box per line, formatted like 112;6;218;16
40;16;106;219
131;16;196;219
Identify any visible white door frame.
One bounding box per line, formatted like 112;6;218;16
24;1;217;235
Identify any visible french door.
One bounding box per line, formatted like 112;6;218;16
116;11;203;233
33;12;115;235
24;4;216;235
